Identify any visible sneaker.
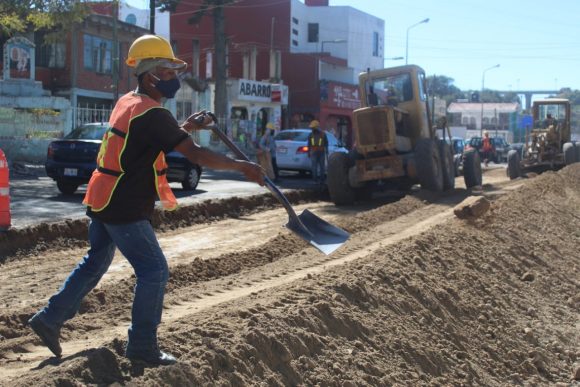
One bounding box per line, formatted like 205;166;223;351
28;313;62;357
126;349;177;366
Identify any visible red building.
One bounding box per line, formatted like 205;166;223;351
170;0;383;147
33;4;148;128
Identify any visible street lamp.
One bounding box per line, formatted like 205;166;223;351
479;64;500;136
405;18;429;65
321;39;347;53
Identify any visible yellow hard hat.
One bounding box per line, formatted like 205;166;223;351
126;34;187;69
309;120;320;128
266;122;275;130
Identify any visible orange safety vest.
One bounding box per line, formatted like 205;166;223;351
83;93;178;212
482;137;493;152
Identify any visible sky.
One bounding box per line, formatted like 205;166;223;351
125;0;580;92
329;0;580;92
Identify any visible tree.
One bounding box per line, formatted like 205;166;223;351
0;1;89;43
158;0;234;128
426;74;465;105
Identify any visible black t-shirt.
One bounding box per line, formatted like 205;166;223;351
87;107;189;223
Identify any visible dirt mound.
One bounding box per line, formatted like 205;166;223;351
0;189;324;264
3;165;580;385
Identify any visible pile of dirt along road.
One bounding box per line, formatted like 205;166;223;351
0;189;324;263
12;164;580;385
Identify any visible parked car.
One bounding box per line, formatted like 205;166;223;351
465;136;510;164
491;137;510;163
45;122;202;195
274;129;347;174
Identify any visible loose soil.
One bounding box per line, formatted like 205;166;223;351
0;166;578;386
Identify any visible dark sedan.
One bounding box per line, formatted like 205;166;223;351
465;136;509;164
45;123;202;195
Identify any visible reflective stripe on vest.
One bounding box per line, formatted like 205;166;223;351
82;92;178;212
309;136;325;152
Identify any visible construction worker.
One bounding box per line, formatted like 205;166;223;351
307;120;328;184
544;113;557;128
27;34;264;366
481;130;494;167
259;122;280;182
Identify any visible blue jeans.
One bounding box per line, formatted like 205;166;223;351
35;218;169;353
311;152;326;182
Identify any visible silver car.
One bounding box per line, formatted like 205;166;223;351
274;129;347;174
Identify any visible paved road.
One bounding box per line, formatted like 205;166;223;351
8;166;316;229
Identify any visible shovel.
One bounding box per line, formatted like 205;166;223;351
204;122;349;255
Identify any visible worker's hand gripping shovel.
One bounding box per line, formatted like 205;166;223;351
194;113;349;255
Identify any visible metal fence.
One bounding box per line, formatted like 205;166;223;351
74;104;112;128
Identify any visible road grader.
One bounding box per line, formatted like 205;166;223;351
327;65;482;205
507;98;579;179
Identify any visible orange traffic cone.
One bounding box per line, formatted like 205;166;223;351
0;149;10;231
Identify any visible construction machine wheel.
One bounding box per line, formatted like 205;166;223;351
563;142;575;165
415;139;444;192
463;149;482;188
575;143;580;163
327;152;356;205
438;140;455;191
355;184;373;201
506;149;521;180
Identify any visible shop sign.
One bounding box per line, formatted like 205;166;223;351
238;79;272;102
323;82;360;110
271;84;288;104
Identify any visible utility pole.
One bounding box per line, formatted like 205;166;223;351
112;0;119;103
149;0;155;33
213;4;228;132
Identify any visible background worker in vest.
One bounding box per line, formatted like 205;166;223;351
27;34;264;367
307;120;328;184
481;130;495;167
259;122;280;182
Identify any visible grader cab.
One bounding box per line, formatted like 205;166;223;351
326;65;482;205
507;98;578;179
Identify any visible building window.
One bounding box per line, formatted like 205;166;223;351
35;35;65;68
308;23;319;43
292;17;299;25
292;39;298;47
83;34;113;74
372;31;379;57
292;28;298;36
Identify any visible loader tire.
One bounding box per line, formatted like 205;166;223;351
507;149;521;180
415;139;444;192
463;149;482;188
563;142;575;165
438;140;455;191
575;142;580;163
327;152;356;205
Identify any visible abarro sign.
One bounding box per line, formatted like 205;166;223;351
237;79;272;102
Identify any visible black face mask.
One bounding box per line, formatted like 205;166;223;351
150;74;181;99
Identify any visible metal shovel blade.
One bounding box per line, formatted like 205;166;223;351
287;209;350;255
206;123;349;254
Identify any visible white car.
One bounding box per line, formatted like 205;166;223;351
274;129;348;174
